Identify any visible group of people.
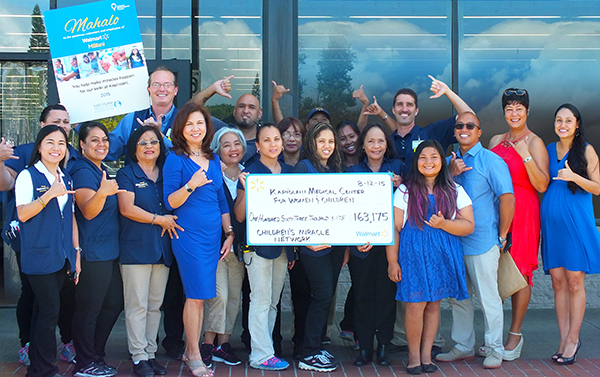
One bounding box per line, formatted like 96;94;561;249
1;66;599;377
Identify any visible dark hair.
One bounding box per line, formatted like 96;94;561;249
301;122;343;173
393;88;418;108
149;66;177;87
78;121;109;151
277;117;305;140
170;102;215;159
256;122;278;140
126;125;166;167
29;125;69;169
357;122;396;162
555;103;589;194
404;139;457;229
502;88;529;110
40;104;67;123
335;119;360;135
129;49;143;63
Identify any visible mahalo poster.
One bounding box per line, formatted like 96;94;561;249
44;0;149;123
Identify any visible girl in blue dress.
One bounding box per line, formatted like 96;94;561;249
541;104;600;365
163;103;234;377
386;140;473;374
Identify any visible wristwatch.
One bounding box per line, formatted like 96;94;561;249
523;156;532;163
498;235;507;244
185;183;194;193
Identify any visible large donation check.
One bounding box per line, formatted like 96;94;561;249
245;173;394;246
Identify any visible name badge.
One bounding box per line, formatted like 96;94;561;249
412;137;424;151
36;185;50;193
135;181;148;189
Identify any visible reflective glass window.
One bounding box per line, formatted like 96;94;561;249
0;1;50;53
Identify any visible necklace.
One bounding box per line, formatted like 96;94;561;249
190;150;201;157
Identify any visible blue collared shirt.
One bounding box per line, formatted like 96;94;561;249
450;142;514;256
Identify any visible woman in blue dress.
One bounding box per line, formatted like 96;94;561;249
541;103;600;365
387;140;473;374
162;102;234;377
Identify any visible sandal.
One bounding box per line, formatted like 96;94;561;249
183;354;214;377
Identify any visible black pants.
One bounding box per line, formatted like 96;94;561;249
241;269;282;348
288;258;311;345
161;260;185;353
350;247;396;352
26;263;67;377
299;247;345;357
339;285;356;334
16;251;75;347
72;259;123;367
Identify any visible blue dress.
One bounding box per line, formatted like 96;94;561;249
541;143;600;274
163;153;229;299
396;194;469;303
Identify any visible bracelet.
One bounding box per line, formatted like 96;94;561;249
151;214;157;225
227;225;233;230
382;114;389;121
75;247;82;252
225;230;235;239
37;197;46;208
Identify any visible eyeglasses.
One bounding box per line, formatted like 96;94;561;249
138;139;160;146
282;132;302;139
150;82;175;89
504;89;527;97
454;122;480;130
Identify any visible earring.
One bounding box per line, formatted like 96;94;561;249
576;128;580;137
282;146;285;151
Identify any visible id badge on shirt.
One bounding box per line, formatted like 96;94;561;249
412;137;424;151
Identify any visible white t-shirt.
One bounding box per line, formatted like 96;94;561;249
15;161;69;212
393;183;472;227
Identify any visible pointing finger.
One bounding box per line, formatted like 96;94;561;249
428;74;436;81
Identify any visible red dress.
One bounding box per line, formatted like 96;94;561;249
491;135;540;285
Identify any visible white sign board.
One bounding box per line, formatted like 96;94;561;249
246;173;394;245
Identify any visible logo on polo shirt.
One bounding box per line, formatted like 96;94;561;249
36;185;50;193
135;181;148;188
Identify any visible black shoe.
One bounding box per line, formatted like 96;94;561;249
298;353;337;372
97;360;117;375
421;363;438;373
431;345;443;359
353;350;373;366
147;359;167;375
133;360;154;377
406;364;422;375
376;344;391;366
200;343;213;368
73;361;116;377
556;341;581;365
212;343;241;366
164;346;184;360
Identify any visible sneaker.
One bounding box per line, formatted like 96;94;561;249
320;349;337;365
483;349;503;369
73;361;116;377
298;353;337;372
435;347;475;362
61;342;77;363
321;336;331;345
200;343;213;368
212;343;241;366
353;340;360;351
339;330;354;342
251;356;289;371
97;360;117;375
19;343;30;366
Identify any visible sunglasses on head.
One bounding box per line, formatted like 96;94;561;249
504;89;527;97
454;122;480;130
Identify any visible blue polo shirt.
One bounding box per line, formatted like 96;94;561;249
450;142;513;256
238;159;295;261
71;157;120;261
116;162;174;266
391;116;456;175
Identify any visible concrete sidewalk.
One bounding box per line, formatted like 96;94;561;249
1;308;599;376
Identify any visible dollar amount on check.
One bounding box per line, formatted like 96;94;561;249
245;173;394;246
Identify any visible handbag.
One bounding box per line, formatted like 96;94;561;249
497;249;528;301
